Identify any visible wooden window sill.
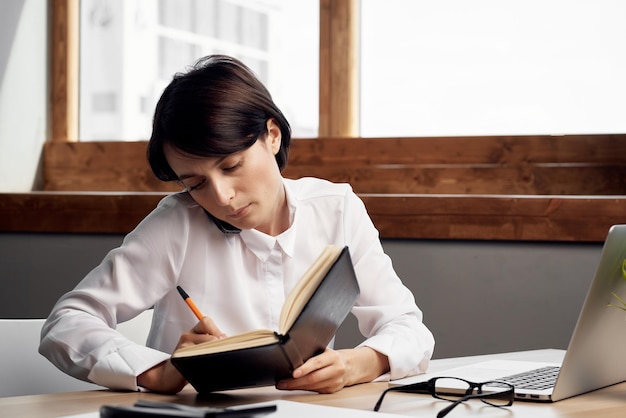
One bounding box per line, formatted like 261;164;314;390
2;191;625;242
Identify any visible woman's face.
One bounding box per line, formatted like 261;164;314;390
164;119;288;236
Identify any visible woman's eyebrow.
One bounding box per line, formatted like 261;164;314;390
175;156;229;180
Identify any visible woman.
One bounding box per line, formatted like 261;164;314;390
39;55;434;394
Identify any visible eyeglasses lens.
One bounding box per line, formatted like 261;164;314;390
478;381;514;407
433;377;474;400
433;378;512;405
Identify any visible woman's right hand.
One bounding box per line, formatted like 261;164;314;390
137;316;226;393
177;316;227;348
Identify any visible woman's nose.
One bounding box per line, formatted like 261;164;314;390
211;179;234;206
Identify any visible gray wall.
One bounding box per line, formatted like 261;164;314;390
338;239;600;358
0;233;602;359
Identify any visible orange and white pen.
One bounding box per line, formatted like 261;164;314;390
176;285;204;320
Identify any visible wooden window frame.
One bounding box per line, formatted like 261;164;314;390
50;0;79;142
51;0;360;140
1;0;625;242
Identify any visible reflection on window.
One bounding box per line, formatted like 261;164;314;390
361;0;626;137
80;0;318;141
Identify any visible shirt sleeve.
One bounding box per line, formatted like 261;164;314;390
38;284;171;390
342;188;435;380
38;196;187;390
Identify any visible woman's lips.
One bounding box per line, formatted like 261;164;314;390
227;204;251;219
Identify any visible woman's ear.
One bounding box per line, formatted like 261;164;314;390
265;118;282;155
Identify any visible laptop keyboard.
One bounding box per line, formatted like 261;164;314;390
496;366;561;390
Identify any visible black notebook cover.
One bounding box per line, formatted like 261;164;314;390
171;246;359;393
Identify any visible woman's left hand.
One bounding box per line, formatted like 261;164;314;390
276;347;389;394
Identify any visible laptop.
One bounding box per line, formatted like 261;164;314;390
392;224;626;402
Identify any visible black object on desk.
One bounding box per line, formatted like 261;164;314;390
100;400;276;418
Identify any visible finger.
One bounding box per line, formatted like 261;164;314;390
278;368;344;393
176;331;221;350
293;349;334;378
192;316;226;338
278;351;346;392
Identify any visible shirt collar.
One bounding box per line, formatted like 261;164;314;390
239;179;297;262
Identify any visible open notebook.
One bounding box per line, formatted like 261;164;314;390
393;224;626;402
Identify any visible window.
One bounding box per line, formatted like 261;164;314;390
79;0;319;140
361;0;626;137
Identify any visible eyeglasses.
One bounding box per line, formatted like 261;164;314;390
373;377;514;418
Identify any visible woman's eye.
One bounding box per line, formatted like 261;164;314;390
187;179;206;191
223;161;242;172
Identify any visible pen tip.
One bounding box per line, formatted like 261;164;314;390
176;285;188;299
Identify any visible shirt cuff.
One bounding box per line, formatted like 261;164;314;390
87;345;171;391
359;332;433;380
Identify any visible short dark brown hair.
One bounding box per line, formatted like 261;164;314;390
148;55;291;181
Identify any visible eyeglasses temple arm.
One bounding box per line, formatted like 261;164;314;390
436;397;465;418
373;382;432;412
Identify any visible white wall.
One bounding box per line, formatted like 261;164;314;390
0;0;48;192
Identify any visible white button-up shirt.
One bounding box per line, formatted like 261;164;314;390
39;177;434;390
